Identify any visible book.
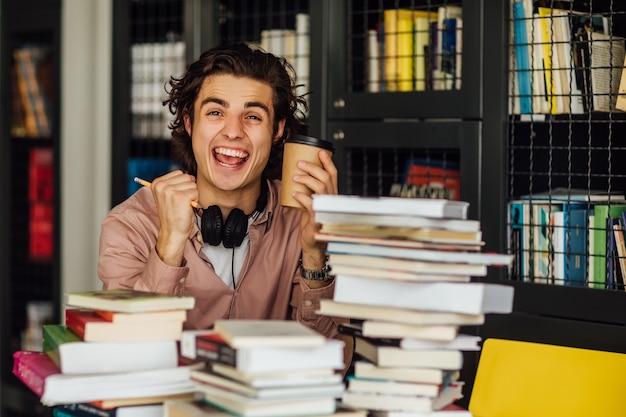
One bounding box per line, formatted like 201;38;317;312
414;13;437;91
12;350;195;406
339;323;480;351
512;1;532;114
354;337;463;370
180;329;215;360
339;321;458;342
213;320;326;349
191;368;345;400
94;309;187;323
353;361;459;386
195;382;338;417
341;382;464;413
521;188;625;202
369;407;471;417
56;403;163;417
333;275;515;315
65;309;184;342
326;264;472;283
346;377;443;398
208;363;341;389
327;241;514;266
319;223;482;245
164;400;367;417
312;195;469;220
395;159;461;201
317;300;485;326
384;9;414;92
328;253;488;277
592;204;626;288
195;332;345;374
42;324;178;374
588;31;625;112
89;393;196;410
65;289;195;313
314;211;480;233
606;217;622;290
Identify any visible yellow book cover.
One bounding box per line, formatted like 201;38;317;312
384;9;414;92
538;7;558;113
470;339;626;417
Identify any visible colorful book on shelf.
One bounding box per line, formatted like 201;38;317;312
317;299;485;327
13;350;194;406
312;194;469;220
195;331;345;374
333;275;514;315
64;309;184;342
396;159;461;201
383;9;413;92
512;1;532;114
64;289;195;313
414;11;438;91
342;382;464;413
591;204;626;288
42;324;178;374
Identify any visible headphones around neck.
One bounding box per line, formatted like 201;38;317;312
200;181;268;249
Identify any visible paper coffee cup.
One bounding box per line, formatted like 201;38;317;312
281;134;335;209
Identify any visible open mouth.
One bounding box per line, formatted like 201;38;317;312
214;147;249;167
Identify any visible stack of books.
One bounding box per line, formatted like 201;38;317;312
13;289;198;416
312;194;515;417
178;319;360;417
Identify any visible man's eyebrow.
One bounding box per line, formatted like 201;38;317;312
245;101;270;115
200;97;227;108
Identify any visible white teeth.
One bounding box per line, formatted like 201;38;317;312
215;147;248;159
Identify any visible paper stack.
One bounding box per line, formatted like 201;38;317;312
12;289;197;416
312;194;515;416
181;319;360;417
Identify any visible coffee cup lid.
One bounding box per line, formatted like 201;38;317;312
286;134;335;152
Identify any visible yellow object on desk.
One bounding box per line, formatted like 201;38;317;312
469;338;626;417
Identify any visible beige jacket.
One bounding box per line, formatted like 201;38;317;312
98;179;340;338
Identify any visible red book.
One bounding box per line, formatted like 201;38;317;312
65;309;183;342
13;350;60;398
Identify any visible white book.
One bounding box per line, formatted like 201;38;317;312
314;211;480;232
342;383;463;412
41;366;195;406
54;339;178;374
209;363;341;389
213;320;326;349
326;241;513;266
353;361;459;385
334;275;515;315
367;29;380;92
313;195;469;219
317;299;485;326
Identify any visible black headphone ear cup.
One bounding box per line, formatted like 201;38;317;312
201;205;224;246
222;208;247;249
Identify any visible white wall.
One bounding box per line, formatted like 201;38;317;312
61;0;112;296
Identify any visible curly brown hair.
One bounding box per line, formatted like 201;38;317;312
164;42;308;180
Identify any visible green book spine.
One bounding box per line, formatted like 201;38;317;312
592;205;626;288
42;324;81;367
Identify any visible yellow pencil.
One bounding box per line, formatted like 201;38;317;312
133;177;202;209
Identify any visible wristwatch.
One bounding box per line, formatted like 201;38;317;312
299;259;334;281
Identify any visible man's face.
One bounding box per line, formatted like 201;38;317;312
185;74;284;193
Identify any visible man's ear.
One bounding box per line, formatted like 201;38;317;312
183;112;192;136
274;119;286;143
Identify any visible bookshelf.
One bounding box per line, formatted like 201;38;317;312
0;0;61;416
109;0;626;409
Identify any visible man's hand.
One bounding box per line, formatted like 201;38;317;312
151;170;199;266
292;150;338;280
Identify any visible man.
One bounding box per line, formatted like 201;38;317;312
98;43;341;339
